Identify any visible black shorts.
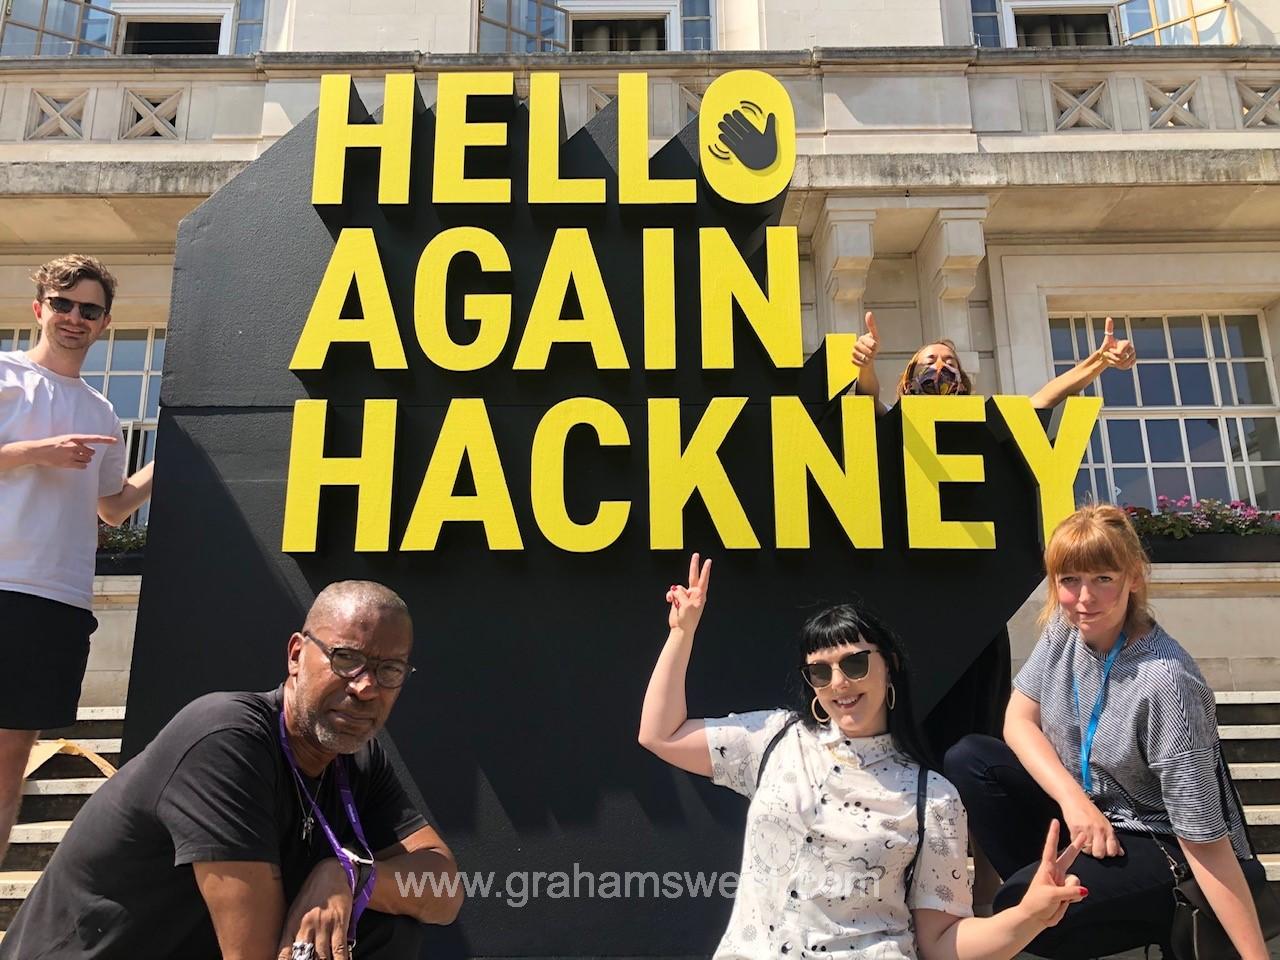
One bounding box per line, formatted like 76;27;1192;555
0;589;96;730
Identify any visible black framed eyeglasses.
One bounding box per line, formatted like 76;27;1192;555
799;650;873;689
303;631;416;689
43;296;107;322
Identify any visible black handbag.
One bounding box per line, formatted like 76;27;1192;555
1158;745;1280;960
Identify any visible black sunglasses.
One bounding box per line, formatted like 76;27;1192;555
44;296;106;322
799;650;874;689
303;631;416;689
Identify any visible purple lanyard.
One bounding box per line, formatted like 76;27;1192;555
278;710;377;942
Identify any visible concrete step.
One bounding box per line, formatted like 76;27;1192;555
0;822;70;873
42;707;125;742
17;778;102;823
1232;763;1280;804
0;871;39;930
1216;691;1280;726
1220;725;1280;764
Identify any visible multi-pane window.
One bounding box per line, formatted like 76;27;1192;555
1051;312;1279;510
0;326;38;352
970;0;1237;47
971;0;1002;45
0;0;120;56
0;0;264;54
478;0;569;53
234;0;265;53
681;0;711;50
477;0;709;53
1118;0;1237;44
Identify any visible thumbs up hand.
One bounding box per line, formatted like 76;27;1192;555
1097;316;1136;370
851;311;880;369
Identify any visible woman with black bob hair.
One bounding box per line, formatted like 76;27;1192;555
639;554;1088;960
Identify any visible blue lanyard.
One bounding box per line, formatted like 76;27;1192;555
1071;633;1125;794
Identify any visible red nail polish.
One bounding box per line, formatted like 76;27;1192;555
1079;887;1089;898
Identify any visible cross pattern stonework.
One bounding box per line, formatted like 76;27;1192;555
121;89;183;140
1050;81;1111;131
27;90;88;140
1237;79;1280;128
1144;79;1204;128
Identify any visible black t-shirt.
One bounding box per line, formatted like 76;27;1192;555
1;688;427;959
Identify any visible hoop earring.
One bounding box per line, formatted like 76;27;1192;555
886;683;897;711
811;696;830;723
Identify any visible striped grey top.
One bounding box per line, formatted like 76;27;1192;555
1014;616;1251;859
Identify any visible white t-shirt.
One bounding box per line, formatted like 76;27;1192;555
0;351;126;610
705;710;972;960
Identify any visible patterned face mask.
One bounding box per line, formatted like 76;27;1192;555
905;363;968;396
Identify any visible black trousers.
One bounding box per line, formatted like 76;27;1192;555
944;735;1185;960
354;910;424;959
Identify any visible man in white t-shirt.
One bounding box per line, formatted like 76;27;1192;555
0;255;156;859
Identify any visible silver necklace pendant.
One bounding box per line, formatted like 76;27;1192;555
302;814;314;844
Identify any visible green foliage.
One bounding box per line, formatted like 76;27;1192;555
97;523;147;554
1124;497;1280;540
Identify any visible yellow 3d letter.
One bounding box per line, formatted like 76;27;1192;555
771;395;882;549
531;399;631;552
901;395;995;549
312;73;417;206
513;229;628;370
528;73;605;204
290;228;407;371
649;398;758;550
414;227;512;371
282;399;397;552
402;399;523;550
700;227;802;370
618;73;695;205
433;72;514;204
995;395;1102;545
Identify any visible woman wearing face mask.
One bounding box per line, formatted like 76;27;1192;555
943;505;1271;960
849;313;1138;806
849;311;1136;417
639;554;1088;960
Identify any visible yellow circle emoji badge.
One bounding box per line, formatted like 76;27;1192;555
699;69;797;206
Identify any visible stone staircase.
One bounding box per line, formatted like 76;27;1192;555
0;706;120;931
0;698;1277;941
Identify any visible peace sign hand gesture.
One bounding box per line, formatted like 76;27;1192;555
1097;317;1136;370
1015;820;1088;929
667;553;712;634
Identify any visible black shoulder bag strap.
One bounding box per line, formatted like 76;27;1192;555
904;765;930;896
755;714;801;789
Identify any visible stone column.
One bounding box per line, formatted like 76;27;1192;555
811;198;877;353
916;199;989;379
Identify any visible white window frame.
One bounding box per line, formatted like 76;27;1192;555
1000;0;1121;47
111;1;236;55
1047;310;1280;509
559;0;683;51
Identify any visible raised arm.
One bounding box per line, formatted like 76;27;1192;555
1029;316;1135;409
638;553;713;777
192;860;287;960
98;459;154;526
850;311;890;417
1004;691;1123;858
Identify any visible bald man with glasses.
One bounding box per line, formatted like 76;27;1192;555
1;580;462;960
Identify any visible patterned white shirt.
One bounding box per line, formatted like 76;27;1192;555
705;709;972;960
